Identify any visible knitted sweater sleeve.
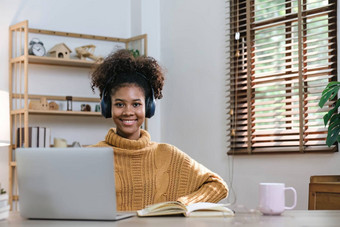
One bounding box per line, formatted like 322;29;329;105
172;147;228;205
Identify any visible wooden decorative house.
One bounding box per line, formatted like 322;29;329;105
28;97;49;110
48;43;72;59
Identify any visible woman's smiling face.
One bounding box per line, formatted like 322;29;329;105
111;84;146;140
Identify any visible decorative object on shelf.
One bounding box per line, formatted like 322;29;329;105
28;38;46;56
28;97;48;110
71;141;81;147
66;96;72;111
81;104;91;112
47;43;72;59
75;45;103;61
54;138;67;148
95;104;101;112
48;101;59;110
0;183;9;220
129;49;140;58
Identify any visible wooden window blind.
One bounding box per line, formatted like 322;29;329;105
227;0;337;154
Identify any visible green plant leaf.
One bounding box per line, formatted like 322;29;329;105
329;115;340;129
319;82;340;108
323;99;340;126
326;117;340;146
328;114;340;128
0;188;6;194
322;81;340;95
323;81;340;89
327;125;340;147
129;49;140;58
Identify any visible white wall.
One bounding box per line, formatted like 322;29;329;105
160;0;229;201
139;0;162;142
159;0;340;210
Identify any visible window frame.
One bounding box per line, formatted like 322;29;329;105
227;0;338;155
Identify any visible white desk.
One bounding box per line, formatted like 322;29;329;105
1;210;340;226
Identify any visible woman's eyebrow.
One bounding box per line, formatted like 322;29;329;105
114;98;142;102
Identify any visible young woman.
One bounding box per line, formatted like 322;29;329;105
90;49;228;211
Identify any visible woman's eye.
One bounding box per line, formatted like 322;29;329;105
115;103;124;107
133;103;141;107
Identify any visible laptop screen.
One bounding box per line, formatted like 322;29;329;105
16;147;121;220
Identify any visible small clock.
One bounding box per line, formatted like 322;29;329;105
28;38;46;56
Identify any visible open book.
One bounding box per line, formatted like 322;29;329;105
137;201;234;217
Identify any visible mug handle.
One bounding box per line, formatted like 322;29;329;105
284;187;297;210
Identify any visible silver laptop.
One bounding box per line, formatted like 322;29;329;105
16;147;134;220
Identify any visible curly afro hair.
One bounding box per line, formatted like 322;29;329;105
90;49;165;100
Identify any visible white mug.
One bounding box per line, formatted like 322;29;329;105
258;183;297;215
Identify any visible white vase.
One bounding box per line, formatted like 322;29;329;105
0;194;9;220
0;194;8;207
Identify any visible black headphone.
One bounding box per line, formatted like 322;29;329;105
100;73;156;119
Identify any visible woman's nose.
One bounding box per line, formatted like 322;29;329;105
122;105;133;115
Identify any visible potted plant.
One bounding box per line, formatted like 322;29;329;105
0;184;9;220
129;49;140;58
318;81;340;147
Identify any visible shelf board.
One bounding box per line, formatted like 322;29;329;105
30;109;102;116
11;55;99;68
12;93;100;102
28;28;129;43
11;109;102;117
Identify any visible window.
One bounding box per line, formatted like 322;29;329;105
226;0;337;154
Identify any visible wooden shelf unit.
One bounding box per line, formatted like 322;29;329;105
8;20;148;210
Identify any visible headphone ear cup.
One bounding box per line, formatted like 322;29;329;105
148;98;156;118
145;89;156;118
100;88;112;118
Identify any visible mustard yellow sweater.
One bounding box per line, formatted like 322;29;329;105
92;128;228;211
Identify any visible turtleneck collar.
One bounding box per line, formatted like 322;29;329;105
105;128;151;150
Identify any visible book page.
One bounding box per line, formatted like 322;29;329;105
137;201;187;216
186;202;233;214
186;211;234;217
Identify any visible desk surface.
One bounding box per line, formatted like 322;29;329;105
2;210;340;227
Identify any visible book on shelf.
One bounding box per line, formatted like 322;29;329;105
16;127;33;147
45;128;51;147
16;127;51;148
137;201;234;217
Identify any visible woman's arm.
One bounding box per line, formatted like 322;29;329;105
170;147;228;205
177;173;228;205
